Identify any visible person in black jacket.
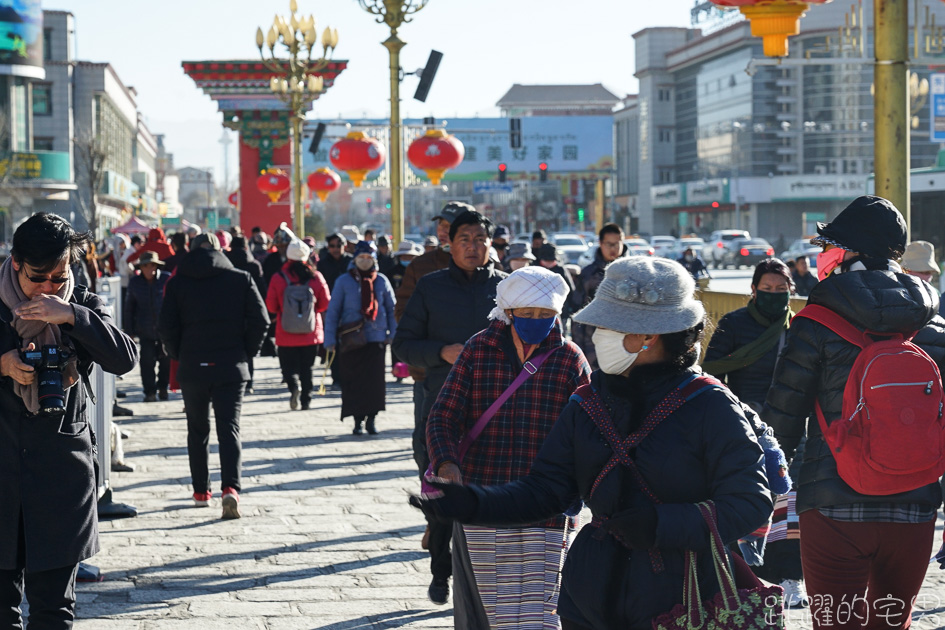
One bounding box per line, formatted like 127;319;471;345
411;257;771;630
702;258;806;601
536;243;575;328
0;213;138;629
571;223;628;368
159;233;269;520
393;209;507;606
789;254;818;297
376;235;397;278
763;195;945;629
316;233;353;292
225;236;266;394
125;251;170;402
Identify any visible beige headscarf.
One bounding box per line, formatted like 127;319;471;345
0;256;80;414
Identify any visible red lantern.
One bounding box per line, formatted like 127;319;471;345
407;129;465;185
227;190;239;207
256;168;291;203
709;0;830;57
307;167;341;202
329;131;386;188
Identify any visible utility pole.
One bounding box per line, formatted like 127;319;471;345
874;0;910;237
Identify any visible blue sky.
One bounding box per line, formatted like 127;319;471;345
50;0;700;188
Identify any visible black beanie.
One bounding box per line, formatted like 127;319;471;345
814;195;907;259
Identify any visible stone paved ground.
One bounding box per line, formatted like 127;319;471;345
70;356;945;630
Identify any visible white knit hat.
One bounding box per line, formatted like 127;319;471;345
286;238;311;262
488;266;569;324
573;256;704;335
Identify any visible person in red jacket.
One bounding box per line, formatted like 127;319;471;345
127;227;174;265
266;238;330;411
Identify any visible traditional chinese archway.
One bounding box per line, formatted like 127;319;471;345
182;60;347;236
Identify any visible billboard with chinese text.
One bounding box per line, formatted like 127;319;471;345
303;116;613;183
0;0;43;78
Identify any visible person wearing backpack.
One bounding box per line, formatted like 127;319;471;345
265;239;330;411
763;195;945;630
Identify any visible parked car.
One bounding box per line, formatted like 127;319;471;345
721;238;775;269
650;235;678;258
625;237;655;257
404;233;424;245
673;237;706;260
780;238;820;266
514;233;533;244
702;230;751;268
551;232;590;264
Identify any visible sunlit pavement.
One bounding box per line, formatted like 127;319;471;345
71;355;943;629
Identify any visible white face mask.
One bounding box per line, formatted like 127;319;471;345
509;259;529;270
355;257;375;271
592;328;639;375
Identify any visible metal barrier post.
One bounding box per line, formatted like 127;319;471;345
91;276;136;518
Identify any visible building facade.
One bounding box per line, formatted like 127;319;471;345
619;1;945;243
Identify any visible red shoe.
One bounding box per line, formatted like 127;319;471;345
221;487;241;520
192;491;211;507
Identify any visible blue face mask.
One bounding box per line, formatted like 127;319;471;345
512;315;557;345
401;259;411;267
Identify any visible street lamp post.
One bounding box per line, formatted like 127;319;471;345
357;0;429;245
256;0;339;239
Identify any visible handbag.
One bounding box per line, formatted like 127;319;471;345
421;347;558;495
652;501;784;630
338;318;367;353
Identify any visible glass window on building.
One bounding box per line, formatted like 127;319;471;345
33;84;52;116
43;28;52;61
12;78;28;151
34;137;54;151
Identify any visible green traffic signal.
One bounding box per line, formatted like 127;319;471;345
577;208;585;222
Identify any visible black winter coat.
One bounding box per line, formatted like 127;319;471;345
571;247;628;368
704;305;781;405
261;251;285;287
158;248;269;384
124;271;169;340
465;365;771;630
225;246;266;298
316;253;353;292
0;286;137;572
393;260;506;418
791;270;818;297
763;269;945;513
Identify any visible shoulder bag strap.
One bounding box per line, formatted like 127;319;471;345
456;346;559;462
795;304;868;348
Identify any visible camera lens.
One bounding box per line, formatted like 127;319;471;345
37;369;66;415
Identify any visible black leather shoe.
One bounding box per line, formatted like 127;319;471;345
428;578;449;605
112;403;133;417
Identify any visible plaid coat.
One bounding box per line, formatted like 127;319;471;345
427;318;591;528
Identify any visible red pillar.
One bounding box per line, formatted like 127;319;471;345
239;138;293;236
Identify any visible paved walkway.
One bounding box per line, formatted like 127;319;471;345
72;356;945;629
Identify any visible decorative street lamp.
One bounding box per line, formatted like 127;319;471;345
357;0;429;245
256;0;339;238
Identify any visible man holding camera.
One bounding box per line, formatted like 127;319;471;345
0;213;138;628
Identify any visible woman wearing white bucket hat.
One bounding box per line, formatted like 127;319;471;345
413;257;772;630
424;266;591;629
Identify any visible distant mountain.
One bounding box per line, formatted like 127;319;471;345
0;7;24;23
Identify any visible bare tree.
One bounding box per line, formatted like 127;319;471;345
73;131;108;237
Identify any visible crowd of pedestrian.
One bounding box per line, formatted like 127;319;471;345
2;194;945;630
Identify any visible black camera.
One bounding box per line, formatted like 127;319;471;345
21;344;70;415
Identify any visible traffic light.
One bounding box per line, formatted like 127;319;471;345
539;162;548;182
498;163;507;182
509;118;522;149
577;207;585;222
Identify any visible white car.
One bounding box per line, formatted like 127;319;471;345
780;238;821;267
551;232;590;265
650;236;678;258
702;230;750;268
577;237;655;268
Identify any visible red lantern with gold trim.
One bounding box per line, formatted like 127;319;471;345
307;167;341;202
256;168;290;203
407;129;465;185
709;0;831;57
329;131;386;188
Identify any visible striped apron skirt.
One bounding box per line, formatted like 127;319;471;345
460;524;566;630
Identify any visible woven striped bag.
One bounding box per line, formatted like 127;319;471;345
652;502;784;630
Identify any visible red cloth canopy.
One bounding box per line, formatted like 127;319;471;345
111;216;153;235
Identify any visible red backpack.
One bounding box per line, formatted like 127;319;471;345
796;304;945;495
